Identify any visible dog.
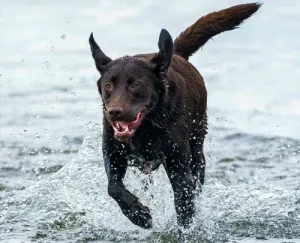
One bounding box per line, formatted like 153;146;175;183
89;3;261;229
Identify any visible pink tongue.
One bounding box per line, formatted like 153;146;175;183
118;122;130;129
114;121;131;133
118;112;142;129
113;112;143;135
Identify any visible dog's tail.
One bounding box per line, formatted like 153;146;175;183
173;3;262;60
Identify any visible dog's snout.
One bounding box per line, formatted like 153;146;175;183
108;107;124;120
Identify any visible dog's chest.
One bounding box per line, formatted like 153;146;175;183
126;141;165;174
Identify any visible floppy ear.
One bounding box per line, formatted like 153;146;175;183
152;29;173;76
89;33;112;74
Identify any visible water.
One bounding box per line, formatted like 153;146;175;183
0;0;300;242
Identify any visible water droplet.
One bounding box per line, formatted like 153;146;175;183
44;61;50;69
61;34;66;40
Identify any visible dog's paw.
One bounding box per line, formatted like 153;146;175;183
122;202;152;229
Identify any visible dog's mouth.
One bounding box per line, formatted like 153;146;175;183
111;110;145;141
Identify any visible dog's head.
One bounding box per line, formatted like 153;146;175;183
89;29;173;142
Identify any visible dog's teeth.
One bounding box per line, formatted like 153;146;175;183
113;126;118;133
116;122;120;129
125;126;129;133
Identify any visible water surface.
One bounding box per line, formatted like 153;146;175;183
0;0;300;242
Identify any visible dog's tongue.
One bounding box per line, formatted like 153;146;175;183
113;122;132;134
118;122;131;130
112;112;144;139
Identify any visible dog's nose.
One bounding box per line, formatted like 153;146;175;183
108;107;124;120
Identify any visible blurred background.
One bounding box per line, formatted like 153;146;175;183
0;0;300;242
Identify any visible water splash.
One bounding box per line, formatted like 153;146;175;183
0;122;299;242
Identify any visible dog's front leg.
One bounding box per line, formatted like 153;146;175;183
164;152;196;229
104;150;152;229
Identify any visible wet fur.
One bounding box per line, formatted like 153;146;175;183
89;2;261;230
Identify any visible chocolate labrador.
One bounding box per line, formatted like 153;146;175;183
89;3;261;229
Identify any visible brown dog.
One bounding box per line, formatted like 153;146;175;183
89;3;261;229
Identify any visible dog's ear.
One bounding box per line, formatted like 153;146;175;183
152;29;173;76
89;33;112;74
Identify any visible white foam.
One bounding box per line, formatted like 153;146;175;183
1;122;299;242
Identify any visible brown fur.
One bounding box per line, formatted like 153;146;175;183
174;3;262;59
89;2;261;231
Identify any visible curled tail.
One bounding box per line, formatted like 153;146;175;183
173;2;262;60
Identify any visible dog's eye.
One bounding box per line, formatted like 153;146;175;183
131;82;140;89
104;83;113;91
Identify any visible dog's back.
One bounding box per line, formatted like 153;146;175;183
134;2;261;187
135;3;261;141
